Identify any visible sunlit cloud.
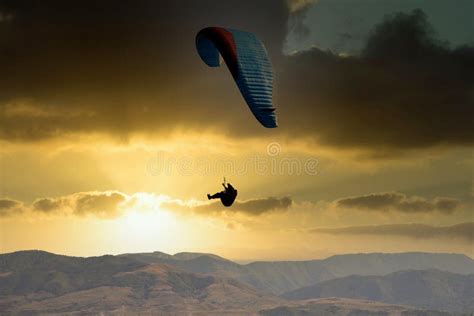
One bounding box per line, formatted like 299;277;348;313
2;189;465;223
31;191;128;219
1;191;293;219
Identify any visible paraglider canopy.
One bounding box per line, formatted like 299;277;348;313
196;27;278;128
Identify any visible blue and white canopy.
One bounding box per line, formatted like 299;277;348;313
196;27;277;128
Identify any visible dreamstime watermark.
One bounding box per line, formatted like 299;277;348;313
147;142;319;177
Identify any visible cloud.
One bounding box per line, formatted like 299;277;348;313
0;4;470;153
235;196;293;214
32;191;127;218
287;0;317;13
0;189;463;220
162;196;293;216
310;222;474;242
286;0;316;40
3;191;292;219
33;197;65;213
201;196;293;215
280;9;474;150
335;192;461;214
74;192;127;217
0;0;289;142
0;11;14;23
0;199;23;217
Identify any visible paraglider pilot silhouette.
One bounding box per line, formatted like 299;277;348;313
207;178;238;207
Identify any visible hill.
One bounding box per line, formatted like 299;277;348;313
0;251;281;314
282;269;474;313
260;297;452;316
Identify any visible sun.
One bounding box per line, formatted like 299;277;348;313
121;193;174;231
107;193;179;251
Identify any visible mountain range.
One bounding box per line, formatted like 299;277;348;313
0;250;472;314
118;251;474;295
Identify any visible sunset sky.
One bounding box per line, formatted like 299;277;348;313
0;0;472;261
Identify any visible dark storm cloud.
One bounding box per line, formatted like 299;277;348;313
162;196;293;216
281;9;473;149
335;192;461;214
0;0;288;141
0;198;23;216
310;222;474;242
286;0;316;40
0;10;14;23
287;0;317;13
0;4;472;150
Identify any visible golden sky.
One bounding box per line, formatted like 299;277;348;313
0;0;472;261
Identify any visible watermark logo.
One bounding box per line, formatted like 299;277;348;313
266;142;281;156
147;142;319;177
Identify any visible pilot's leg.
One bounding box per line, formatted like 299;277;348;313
208;192;223;200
